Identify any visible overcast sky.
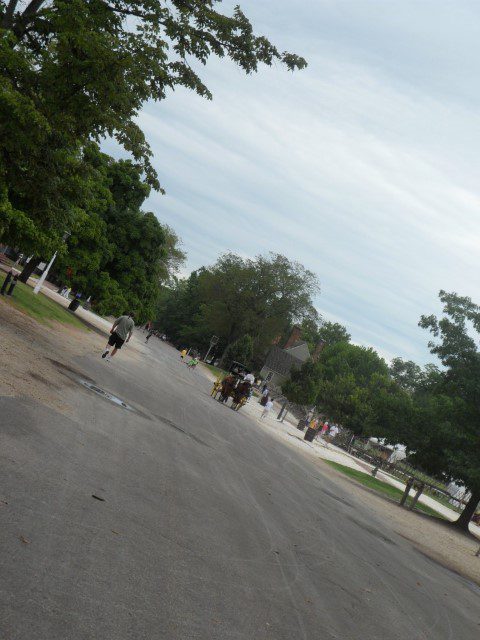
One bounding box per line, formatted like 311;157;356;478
118;1;480;363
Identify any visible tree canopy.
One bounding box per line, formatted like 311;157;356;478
299;318;351;353
0;0;306;257
49;144;184;320
403;291;480;529
282;360;322;407
283;340;410;437
156;252;320;363
221;334;254;368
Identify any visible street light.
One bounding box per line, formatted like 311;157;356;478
33;232;71;295
203;335;219;362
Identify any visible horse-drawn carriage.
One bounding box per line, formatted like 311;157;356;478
211;361;253;411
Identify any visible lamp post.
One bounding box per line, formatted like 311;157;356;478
204;335;219;362
33;232;70;295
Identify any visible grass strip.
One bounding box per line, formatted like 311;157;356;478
324;460;445;519
203;363;228;379
0;273;86;330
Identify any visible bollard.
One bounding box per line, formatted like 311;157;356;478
399;477;415;507
408;482;425;511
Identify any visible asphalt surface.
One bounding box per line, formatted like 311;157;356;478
1;334;479;639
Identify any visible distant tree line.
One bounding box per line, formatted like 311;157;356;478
156;252;320;368
283;291;480;531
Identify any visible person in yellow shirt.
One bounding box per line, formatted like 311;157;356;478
180;348;188;361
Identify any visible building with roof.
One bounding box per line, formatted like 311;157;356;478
260;326;311;389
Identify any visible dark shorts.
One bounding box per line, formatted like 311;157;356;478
108;332;125;349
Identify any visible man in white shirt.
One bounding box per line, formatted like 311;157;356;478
261;399;273;419
244;372;255;385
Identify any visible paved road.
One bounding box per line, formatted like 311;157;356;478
1;335;479;639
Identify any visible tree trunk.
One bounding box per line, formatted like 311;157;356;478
452;491;480;531
18;257;41;283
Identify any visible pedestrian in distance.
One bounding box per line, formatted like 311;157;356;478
180;348;187;361
1;269;13;295
261;398;273;419
145;329;155;343
6;274;18;297
260;387;269;406
102;312;135;361
187;356;198;370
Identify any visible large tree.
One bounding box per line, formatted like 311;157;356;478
283;340;410;435
156;253;320;361
299;318;350;353
51;145;184;320
0;0;306;258
414;291;480;530
282;360;322;406
315;342;407;435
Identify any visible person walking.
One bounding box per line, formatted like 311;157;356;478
180;348;187;361
261;398;273;419
1;270;13;295
260;387;269;406
101;312;135;361
187;356;199;370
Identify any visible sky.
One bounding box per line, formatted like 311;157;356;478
109;1;480;364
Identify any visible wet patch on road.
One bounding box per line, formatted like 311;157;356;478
154;413;212;448
47;358;95;383
348;516;397;545
28;371;62;390
321;487;354;508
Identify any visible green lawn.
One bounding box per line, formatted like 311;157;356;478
324;460;445;519
202;363;228;379
0;273;86;330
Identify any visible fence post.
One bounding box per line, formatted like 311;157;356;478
408;482;425;511
276;400;288;421
400;477;415;507
347;434;355;453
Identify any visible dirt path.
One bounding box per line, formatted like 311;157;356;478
0;301;140;415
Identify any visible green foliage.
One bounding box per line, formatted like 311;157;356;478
318;321;351;346
318;343;411;437
282;360;322;406
222;334;254;368
1;0;306;256
283;341;411;437
156;253;320;361
49;145;183;321
299;318;350;353
406;291;480;523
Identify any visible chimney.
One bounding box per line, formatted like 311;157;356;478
284;325;302;349
312;339;326;362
